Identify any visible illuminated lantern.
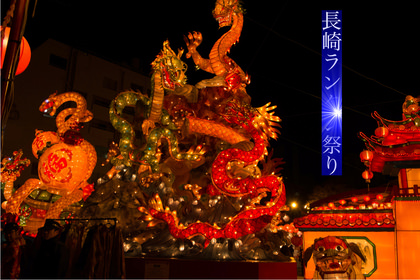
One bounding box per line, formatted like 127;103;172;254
360;150;374;162
339;199;346;205
376;194;384;200
362;170;373;181
38;142;89;196
328;202;334;208
374;126;389;138
351;197;358;203
31;130;60;159
1;26;31;75
363;195;371;202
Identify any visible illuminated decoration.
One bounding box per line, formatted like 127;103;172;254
108;41;201;168
3;92;96;224
146;100;285;246
297;96;420;279
294;188;395;279
184;0;251;103
303;236;366;279
357;96;420;279
294;187;395;230
77;0;294;261
361;170;373;182
1;150;30;209
39;91;93;137
358;95;420;174
359;150;373;162
31;130;60;159
321;10;342;176
1;26;31;75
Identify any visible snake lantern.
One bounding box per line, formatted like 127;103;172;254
3;92;97;220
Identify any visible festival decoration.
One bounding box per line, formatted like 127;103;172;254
145;100;285;246
184;0;250;103
303;236;366;279
3;92;96;224
78;0;292;261
1;150;30;209
1;26;31;75
358;95;420;174
357;95;420;279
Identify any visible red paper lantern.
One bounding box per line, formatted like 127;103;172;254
376;194;384;200
362;170;373;180
360;150;374;162
363;195;371;202
375;126;389;138
1;26;31;75
339;199;346;205
351;197;358;203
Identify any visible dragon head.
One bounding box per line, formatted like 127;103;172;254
402;95;420;116
213;0;244;28
152;40;188;91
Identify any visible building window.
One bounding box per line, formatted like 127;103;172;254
90;119;115;132
103;77;118;90
131;83;144;93
92;96;111;108
49;54;67;70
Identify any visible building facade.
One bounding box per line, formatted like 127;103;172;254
3;39;152;186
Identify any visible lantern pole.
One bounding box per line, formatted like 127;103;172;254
1;0;30;153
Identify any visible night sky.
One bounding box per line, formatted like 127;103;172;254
2;1;418;204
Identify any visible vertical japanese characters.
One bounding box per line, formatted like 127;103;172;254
322;10;342;176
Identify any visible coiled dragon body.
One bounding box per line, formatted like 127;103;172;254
149;101;286;246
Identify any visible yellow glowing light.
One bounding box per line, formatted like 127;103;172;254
291;202;298;209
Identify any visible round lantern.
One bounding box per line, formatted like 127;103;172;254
38;142;89;196
360;150;374;162
31;130;60;159
362;170;373;181
1;26;31;75
374;126;389;138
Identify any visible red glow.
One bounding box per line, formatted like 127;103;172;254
360;150;374;162
1;26;31;75
374;126;389;138
362;170;373;180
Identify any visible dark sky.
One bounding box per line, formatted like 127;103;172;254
2;1;418;202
